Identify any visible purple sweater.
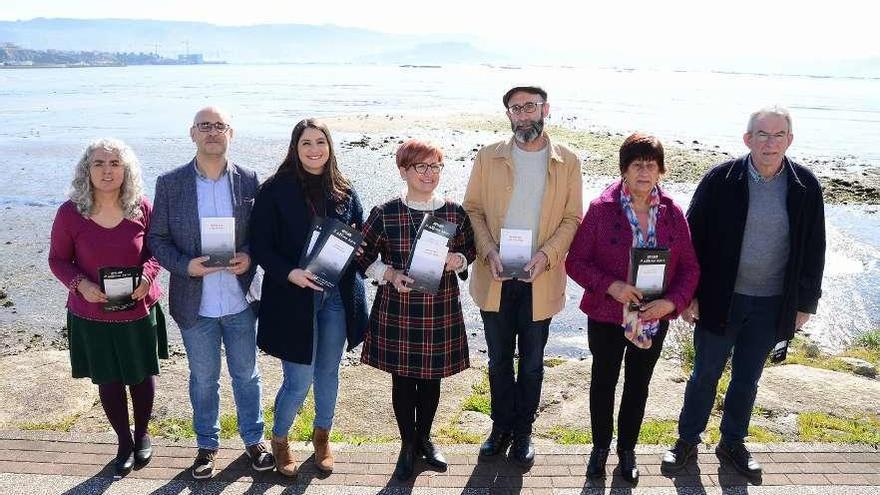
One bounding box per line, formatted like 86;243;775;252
49;199;162;322
565;180;699;325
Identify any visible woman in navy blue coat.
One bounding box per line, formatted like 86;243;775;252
250;118;368;477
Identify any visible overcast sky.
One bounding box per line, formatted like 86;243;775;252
2;1;875;60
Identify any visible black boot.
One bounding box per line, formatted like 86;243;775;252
479;426;513;458
134;434;153;468
618;449;639;484
418;435;447;469
586;447;610;479
114;445;134;476
393;441;417;481
509;433;535;467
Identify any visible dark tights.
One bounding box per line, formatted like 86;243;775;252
391;374;441;443
97;375;155;455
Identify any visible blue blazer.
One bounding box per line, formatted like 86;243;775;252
146;159;259;330
250;171;368;365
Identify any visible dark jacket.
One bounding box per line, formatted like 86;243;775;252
146;160;259;330
249;171;368;364
687;155;825;341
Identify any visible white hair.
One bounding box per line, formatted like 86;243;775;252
747;106;793;134
69;138;144;220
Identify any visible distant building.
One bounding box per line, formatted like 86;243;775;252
177;53;204;64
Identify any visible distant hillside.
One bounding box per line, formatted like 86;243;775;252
0;18;503;64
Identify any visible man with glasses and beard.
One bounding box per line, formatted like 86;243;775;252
463;86;583;467
147;107;274;479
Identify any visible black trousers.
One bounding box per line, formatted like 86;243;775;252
481;280;551;436
588;318;668;451
391;374;441;443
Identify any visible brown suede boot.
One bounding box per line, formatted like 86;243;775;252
270;434;298;477
312;427;334;473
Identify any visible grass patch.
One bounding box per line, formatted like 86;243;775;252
798;412;880;444
19;413;80;433
548;426;592;445
543;357;566;368
854;329;880;351
638;420;678;445
713;372;731;412
461;369;491;415
149;417;196;440
436;415;484;444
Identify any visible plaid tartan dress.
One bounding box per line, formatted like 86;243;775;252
358;198;476;379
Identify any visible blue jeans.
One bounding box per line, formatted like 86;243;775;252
272;287;347;437
481;280;551;436
678;293;782;445
180;307;264;450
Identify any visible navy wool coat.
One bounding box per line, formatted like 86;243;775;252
249;172;368;364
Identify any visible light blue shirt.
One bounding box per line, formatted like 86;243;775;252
195;162;248;318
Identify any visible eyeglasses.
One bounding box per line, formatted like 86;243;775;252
194;122;231;133
507;102;544;115
409;162;444;175
754;131;788;143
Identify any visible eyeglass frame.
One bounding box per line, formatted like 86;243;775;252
506;101;545;115
193;121;232;133
752;131;789;143
406;162;445;175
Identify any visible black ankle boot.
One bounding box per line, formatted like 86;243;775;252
134;434;153;467
586;447;610;479
479;426;513;458
618;449;639;484
393;441;417;481
114;445;134;476
418;435;447;469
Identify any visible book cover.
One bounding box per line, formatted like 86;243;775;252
305;217;364;289
200;217;235;267
298;216;325;268
99;266;143;312
405;213;458;295
499;228;532;279
627;247;670;310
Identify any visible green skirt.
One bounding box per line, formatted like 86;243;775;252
67;304;169;385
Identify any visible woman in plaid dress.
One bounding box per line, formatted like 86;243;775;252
358;139;476;481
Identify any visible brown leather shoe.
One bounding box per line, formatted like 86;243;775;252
270;435;298;477
312;427;334;473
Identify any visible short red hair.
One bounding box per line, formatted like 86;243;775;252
396;139;443;169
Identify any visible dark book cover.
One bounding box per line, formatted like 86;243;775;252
305;217;364;289
405;213;458;295
99;266;143;312
200;217;235;267
298;216;325;268
627;247;670;311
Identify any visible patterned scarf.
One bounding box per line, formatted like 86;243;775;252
620;180;661;349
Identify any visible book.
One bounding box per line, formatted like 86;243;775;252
405;213;458;295
499;228;532;279
304;217;364;289
200;217;235;267
627;247;670;311
298;216;324;268
99;266;143;312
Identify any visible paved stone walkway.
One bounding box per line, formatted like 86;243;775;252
0;431;878;494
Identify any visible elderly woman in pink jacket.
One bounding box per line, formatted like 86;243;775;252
566;133;699;485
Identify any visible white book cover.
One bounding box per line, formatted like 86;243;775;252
499;228;532;278
200;217;235;267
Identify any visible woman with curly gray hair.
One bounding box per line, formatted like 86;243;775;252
49;139;168;477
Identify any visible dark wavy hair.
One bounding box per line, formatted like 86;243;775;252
275;118;352;204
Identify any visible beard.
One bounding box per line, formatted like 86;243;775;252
511;118;544;144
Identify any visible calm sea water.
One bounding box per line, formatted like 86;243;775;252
1;63;877;354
